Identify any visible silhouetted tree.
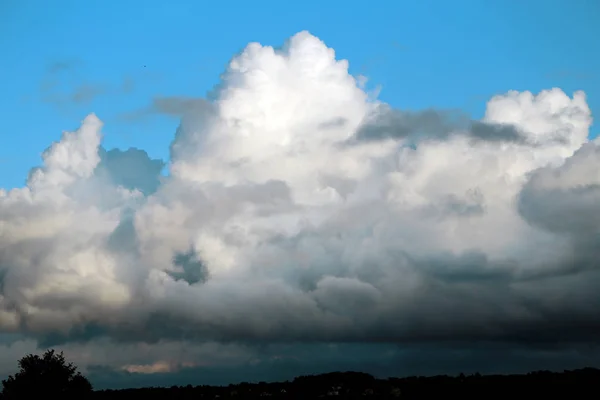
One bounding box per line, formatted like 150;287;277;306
1;349;92;399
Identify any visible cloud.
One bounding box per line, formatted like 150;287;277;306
39;60;136;108
0;31;598;383
118;96;212;122
69;84;107;104
356;105;525;141
41;83;107;108
40;60;106;106
518;141;600;236
351;106;566;145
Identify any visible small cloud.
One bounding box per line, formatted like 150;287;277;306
118;96;211;122
40;82;107;107
70;83;107;104
37;58;135;109
122;361;173;374
152;96;210;116
121;361;197;374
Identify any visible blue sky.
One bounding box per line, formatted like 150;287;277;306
1;0;597;189
0;0;600;390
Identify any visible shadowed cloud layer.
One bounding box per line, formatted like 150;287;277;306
0;31;598;383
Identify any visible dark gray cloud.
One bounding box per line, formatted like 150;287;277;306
153;97;211;116
516;141;600;286
38;324;110;349
469;120;523;142
27;236;600;350
518;142;600;236
119;96;212;122
351;106;528;144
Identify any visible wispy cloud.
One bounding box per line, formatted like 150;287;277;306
118;96;211;121
37;59;136;109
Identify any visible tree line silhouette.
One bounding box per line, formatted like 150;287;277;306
2;349;599;399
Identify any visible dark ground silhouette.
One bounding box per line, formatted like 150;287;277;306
2;350;599;399
89;369;600;399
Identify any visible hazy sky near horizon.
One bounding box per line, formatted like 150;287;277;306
0;0;599;389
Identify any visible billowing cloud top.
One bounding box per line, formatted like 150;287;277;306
0;32;597;357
